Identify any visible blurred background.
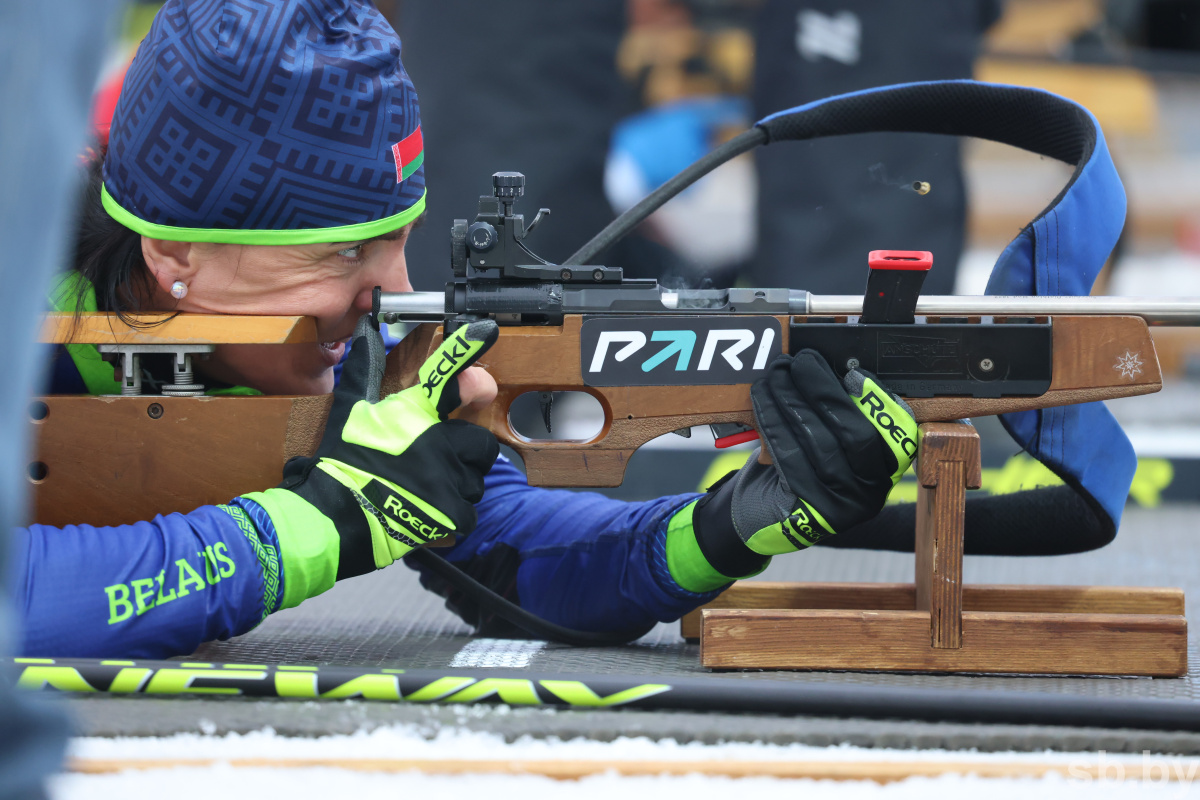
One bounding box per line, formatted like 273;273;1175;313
94;0;1200;291
91;0;1200;505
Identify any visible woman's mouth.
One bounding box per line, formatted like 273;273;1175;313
318;339;347;366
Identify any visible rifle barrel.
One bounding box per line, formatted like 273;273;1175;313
808;295;1200;326
379;292;444;321
378;291;1200;326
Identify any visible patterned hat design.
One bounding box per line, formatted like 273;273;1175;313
103;0;425;244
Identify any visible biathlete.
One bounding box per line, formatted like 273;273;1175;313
13;0;918;658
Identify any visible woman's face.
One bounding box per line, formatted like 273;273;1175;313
144;224;415;395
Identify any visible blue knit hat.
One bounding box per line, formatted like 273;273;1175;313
102;0;425;244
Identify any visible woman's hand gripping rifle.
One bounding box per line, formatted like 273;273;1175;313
687;349;918;575
244;316;500;598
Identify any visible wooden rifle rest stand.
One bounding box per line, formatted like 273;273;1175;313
680;422;1188;677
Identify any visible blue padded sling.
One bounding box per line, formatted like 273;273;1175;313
751;80;1131;554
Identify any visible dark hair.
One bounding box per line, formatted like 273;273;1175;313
71;151;163;327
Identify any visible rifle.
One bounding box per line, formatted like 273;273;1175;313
30;214;1196;527
29;81;1200;529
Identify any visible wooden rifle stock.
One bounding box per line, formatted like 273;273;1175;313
414;314;1160;486
29;312;1160;527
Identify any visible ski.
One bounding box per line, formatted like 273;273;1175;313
7;656;1200;732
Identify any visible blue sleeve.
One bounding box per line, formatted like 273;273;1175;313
409;455;723;634
8;501;283;659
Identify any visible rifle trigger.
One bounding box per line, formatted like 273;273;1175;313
539;391;554;434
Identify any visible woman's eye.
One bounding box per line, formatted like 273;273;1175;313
337;244;364;259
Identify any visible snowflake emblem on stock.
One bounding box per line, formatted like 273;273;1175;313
1114;350;1143;380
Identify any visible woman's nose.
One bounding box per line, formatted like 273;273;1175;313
353;248;413;312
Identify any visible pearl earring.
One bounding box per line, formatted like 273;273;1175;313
170;280;188;300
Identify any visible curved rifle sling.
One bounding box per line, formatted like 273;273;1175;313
570;79;1131;558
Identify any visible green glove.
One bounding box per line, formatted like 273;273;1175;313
680;350;917;587
244;316;500;609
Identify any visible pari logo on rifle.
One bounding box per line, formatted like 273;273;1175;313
581;317;783;387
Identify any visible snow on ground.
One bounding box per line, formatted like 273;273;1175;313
54;725;1200;799
60;723;1190;764
47;767;1200;800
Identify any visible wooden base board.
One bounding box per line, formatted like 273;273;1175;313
684;582;1188;677
679;582;1186;639
700;607;1187;676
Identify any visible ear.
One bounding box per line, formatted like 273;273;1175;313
141;237;199;297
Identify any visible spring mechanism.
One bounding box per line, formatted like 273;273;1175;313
97;344;215;397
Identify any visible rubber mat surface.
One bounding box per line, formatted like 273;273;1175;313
193;504;1199;702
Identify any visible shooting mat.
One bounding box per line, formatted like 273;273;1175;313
186;503;1200;700
58;501;1200;752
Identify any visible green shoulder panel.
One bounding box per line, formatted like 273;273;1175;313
50;273;122;396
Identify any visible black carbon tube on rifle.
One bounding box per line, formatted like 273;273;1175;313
452;281;564;320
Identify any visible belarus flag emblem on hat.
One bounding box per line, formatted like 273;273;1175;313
391;125;424;183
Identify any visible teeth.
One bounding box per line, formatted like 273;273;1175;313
321;342;339;350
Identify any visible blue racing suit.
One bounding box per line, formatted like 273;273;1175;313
11;341;720;658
